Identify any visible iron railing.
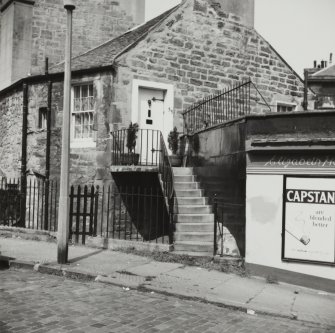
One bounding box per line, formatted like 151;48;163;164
111;129;161;166
213;195;245;257
0;179;173;245
0;178;21;227
0;178;59;231
111;128;175;243
92;185;170;245
183;80;271;135
158;131;175;244
69;185;98;244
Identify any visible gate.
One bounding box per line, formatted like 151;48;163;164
69;185;98;244
0;180;21;227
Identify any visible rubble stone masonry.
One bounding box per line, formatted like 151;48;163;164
0;0;307;184
30;0;140;75
0;89;23;178
114;0;304;130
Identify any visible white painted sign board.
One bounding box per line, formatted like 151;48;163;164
283;176;335;264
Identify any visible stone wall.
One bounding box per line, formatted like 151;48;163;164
30;0;141;75
113;0;305;131
0;88;23;178
0;71;113;184
0;0;143;88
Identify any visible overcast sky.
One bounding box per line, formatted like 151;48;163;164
145;0;335;77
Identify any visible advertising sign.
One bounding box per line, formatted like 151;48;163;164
283;176;335;265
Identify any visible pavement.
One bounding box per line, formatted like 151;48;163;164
1;237;335;329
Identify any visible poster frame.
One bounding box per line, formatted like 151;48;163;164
282;174;335;266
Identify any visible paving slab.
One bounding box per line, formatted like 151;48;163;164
207;276;266;306
293;291;335;326
1;236;335;328
166;266;233;283
247;284;297;316
125;261;184;277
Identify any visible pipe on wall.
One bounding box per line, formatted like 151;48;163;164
44;79;52;230
20;82;28;227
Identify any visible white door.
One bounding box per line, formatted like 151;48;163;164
137;88;172;164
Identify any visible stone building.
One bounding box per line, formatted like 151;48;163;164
0;0;145;90
0;0;306;183
305;57;335;109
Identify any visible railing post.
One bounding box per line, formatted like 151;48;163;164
168;191;174;245
213;193;218;257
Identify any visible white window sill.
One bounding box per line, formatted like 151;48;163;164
70;139;96;149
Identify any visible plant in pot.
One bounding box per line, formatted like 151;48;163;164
168;127;182;167
122;122;139;165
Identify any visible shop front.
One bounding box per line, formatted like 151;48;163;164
246;149;335;291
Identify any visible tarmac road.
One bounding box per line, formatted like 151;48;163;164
0;268;331;333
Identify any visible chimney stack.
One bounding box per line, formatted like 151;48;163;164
215;0;255;28
330;53;333;65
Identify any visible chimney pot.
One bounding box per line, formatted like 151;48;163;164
313;60;317;68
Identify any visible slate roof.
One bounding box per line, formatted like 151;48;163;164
50;5;180;74
311;63;335;79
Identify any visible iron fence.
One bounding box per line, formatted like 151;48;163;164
213;195;245;257
183;80;271;135
0;178;172;245
68;184;172;245
69;185;98;244
26;179;59;231
0;178;21;227
111;129;161;166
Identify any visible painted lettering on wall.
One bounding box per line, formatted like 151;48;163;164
286;190;335;204
265;155;335;168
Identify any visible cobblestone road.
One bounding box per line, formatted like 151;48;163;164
0;268;331;333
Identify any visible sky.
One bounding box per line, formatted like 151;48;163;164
145;0;335;77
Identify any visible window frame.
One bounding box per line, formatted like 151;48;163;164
38;107;47;130
70;83;96;148
276;101;296;113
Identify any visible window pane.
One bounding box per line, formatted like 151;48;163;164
89;84;93;97
89;96;94;110
74;86;80;99
82;85;88;98
75;114;81;126
74;98;81;112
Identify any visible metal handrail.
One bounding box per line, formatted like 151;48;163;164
183;80;271;135
110;128;175;244
158;132;175;244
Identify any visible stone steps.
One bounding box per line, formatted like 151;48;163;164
172;167;214;257
174;205;212;214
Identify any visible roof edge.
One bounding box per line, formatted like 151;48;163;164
0;65;115;97
113;3;183;63
253;29;304;85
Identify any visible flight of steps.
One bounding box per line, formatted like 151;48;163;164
172;167;214;257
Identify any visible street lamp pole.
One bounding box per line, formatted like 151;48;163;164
57;0;75;264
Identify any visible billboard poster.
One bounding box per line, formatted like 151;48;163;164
283;176;335;264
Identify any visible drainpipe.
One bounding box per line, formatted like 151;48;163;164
20;83;28;227
44;58;52;230
303;69;308;111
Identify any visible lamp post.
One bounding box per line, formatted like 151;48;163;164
57;0;75;264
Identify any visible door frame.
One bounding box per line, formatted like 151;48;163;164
131;79;174;138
